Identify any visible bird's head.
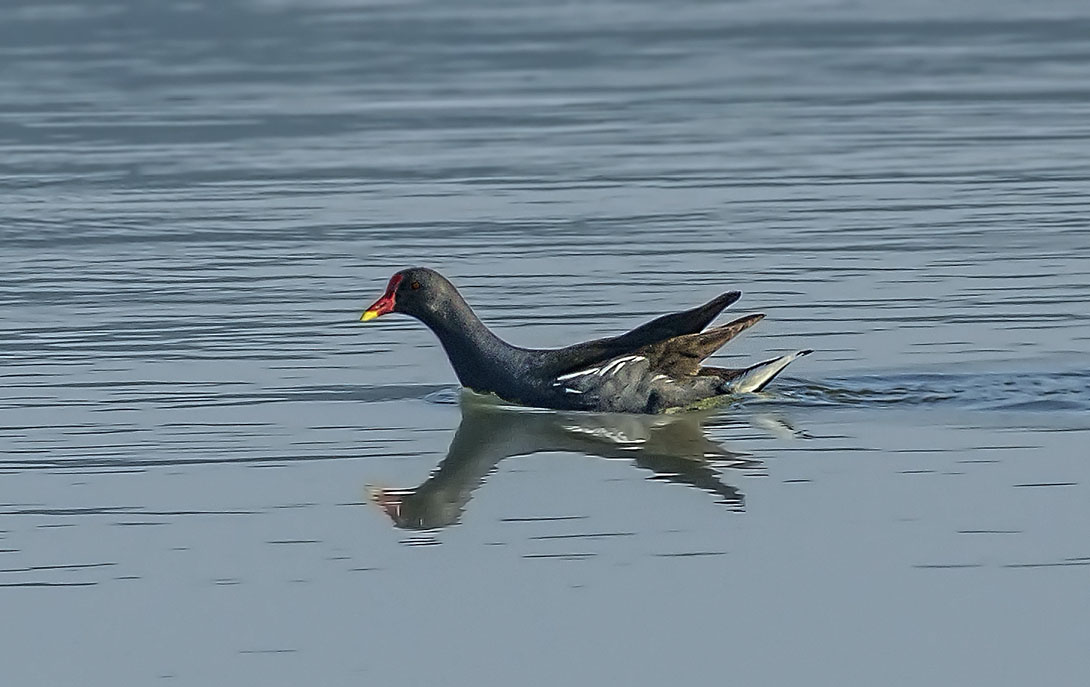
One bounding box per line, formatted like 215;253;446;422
360;267;452;322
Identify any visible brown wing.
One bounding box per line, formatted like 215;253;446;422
644;313;765;376
545;291;742;377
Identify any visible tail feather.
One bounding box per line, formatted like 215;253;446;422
722;349;812;393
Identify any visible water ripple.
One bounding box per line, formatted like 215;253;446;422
767;370;1090;412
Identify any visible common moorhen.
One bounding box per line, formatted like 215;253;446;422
361;267;810;414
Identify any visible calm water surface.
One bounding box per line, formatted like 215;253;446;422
2;0;1089;685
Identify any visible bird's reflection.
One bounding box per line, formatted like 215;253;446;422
370;393;760;530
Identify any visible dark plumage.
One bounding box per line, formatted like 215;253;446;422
361;267;810;414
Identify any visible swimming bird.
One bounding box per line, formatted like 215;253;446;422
361;267;810;414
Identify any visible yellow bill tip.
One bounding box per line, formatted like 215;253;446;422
360;310;379;322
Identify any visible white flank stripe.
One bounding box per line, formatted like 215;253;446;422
556;355;646;384
556;367;601;382
596;355;645;377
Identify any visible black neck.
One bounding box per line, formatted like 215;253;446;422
416;290;528;393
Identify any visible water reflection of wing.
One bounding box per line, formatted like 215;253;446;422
370;394;756;530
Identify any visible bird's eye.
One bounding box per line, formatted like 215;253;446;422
410;281;421;290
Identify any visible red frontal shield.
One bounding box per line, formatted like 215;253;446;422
361;273;402;321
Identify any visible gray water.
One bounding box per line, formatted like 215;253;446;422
3;0;1090;684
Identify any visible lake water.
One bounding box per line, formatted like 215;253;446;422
2;0;1089;684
